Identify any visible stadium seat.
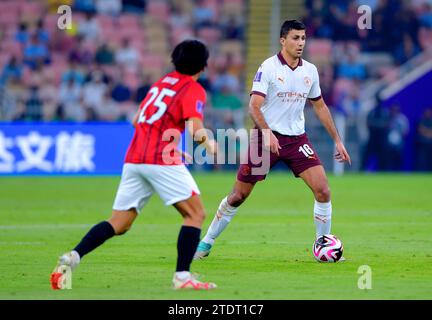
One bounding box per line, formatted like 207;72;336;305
44;14;60;30
0;1;20;17
306;39;332;64
118;14;140;29
0;11;19;26
219;40;243;57
222;1;244;16
197;27;222;45
147;1;170;23
97;14;115;30
171;27;194;45
19;1;43;18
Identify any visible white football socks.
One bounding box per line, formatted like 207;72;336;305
174;271;191;280
314;200;332;238
202;197;238;245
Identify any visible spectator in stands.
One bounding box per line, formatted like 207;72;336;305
393;6;420;49
197;70;212;93
335;84;361;119
59;78;82;106
23;34;50;70
394;33;421;65
54;103;67;121
355;0;379;10
134;73;151;103
40;76;59;121
94;90;120;121
73;0;96;13
169;5;191;29
192;0;216;29
95;43;115;65
62;60;85;84
36;19;50;44
222;16;244;40
211;83;243;130
95;0;122;16
111;77;131;103
336;45;367;80
115;38;139;71
212;66;240;93
82;71;108;109
77;12;101;42
419;3;432;28
307;14;333;39
361;101;391;171
364;10;391;52
122;0;146;14
24;85;43;121
384;105;409;171
15;22;30;45
1;57;23;85
68;36;94;65
415;107;432;171
51;27;76;53
64;96;89;122
334;2;359;40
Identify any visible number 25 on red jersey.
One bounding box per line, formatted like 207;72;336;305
137;87;176;125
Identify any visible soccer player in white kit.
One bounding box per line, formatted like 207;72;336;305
194;20;351;260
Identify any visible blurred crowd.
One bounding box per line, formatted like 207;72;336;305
303;0;431;120
362;104;432;171
0;0;245;130
1;0;431;171
302;0;432;171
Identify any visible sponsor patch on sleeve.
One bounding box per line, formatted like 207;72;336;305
196;100;204;114
253;71;262;82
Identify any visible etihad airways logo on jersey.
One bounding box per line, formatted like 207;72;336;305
277;91;307;102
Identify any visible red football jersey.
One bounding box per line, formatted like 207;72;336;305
125;71;205;165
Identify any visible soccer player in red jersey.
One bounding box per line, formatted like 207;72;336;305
51;40;218;290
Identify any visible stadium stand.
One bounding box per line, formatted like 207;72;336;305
0;0;431;171
0;0;246;126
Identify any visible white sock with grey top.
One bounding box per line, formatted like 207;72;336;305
314;200;332;238
202;197;238;245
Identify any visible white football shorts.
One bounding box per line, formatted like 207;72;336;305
112;163;200;212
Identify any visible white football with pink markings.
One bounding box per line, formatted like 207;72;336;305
313;234;344;262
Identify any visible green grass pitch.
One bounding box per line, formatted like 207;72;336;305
0;173;431;299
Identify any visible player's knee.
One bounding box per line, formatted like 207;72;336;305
315;185;331;202
189;209;206;225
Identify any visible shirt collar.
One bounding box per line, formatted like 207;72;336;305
277;51;303;71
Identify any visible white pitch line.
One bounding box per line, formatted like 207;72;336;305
0;224;92;230
0;241;44;245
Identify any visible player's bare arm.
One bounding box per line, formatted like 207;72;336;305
309;97;351;164
249;94;281;155
187;117;218;155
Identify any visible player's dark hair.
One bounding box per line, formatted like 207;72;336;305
171;40;209;75
280;19;306;38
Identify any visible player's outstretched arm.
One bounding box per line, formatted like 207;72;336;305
187;117;218;155
309;97;351;165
